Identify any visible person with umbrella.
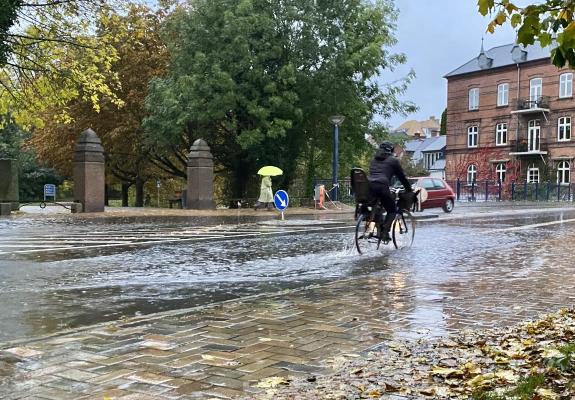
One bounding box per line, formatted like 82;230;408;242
254;166;282;211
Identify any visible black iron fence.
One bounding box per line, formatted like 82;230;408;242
313;178;354;204
448;180;574;202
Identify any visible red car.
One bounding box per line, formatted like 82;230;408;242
408;177;455;213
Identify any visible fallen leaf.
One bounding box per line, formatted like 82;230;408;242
255;376;290;388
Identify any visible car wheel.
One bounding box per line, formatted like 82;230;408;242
442;199;454;213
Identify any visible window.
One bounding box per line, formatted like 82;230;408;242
557;161;571;184
560;73;573;98
496;163;506;182
469;88;479;110
423;152;442;169
495;123;507;145
467;126;478;148
467;164;477;184
421;179;436;190
558;117;571;141
529;78;542;106
497;83;509;106
527;165;540;183
433;179;446;189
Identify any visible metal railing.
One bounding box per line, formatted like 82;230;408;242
509;138;547;153
515;96;550;110
448;179;574;202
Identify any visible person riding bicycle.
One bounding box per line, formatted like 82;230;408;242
368;141;413;242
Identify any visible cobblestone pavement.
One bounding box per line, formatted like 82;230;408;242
2;212;575;399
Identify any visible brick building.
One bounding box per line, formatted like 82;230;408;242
444;43;575;186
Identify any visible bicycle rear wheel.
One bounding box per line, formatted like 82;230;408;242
355;213;380;254
391;211;416;249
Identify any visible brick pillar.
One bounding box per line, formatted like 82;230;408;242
73;129;105;212
186;139;215;209
0;159;19;210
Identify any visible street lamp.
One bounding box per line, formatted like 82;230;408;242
328;115;345;201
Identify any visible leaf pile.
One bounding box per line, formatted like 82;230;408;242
251;309;575;399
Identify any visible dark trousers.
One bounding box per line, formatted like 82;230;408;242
369;181;395;234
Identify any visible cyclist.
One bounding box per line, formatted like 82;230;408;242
368;141;413;242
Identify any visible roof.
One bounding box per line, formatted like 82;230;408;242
430;159;446;170
404;136;445;153
445;43;551;78
396;118;440;136
421;136;446;152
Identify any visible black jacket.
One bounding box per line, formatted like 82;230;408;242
368;150;412;191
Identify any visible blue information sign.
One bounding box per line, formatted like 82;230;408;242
44;184;56;199
274;190;289;211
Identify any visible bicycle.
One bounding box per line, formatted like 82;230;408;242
350;168;417;254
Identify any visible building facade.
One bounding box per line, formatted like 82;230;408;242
445;43;575;186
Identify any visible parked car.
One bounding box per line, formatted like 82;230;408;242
396;177;455;213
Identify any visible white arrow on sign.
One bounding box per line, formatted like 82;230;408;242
275;193;287;207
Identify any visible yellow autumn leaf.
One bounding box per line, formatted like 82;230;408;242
368;389;381;397
495;370;518;383
468;372;496;388
255;376;290;388
431;366;464;377
463;361;482;376
541;348;562;358
536;388;559;399
201;354;215;360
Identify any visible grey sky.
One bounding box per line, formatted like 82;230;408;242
384;0;518;128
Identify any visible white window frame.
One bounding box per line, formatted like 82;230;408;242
560;73;573;98
557;161;571;184
467;164;477;184
495;123;507;146
527;165;540;183
469;88;479;110
529;78;542;106
496;163;506;182
467;125;478;148
558;116;571;142
528;119;541;152
497;83;509;106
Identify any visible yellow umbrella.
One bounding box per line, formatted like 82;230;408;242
257;166;283;176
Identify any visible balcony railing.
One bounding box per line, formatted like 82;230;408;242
509;138;547;154
514;96;550;111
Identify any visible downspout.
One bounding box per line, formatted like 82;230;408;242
516;63;521;178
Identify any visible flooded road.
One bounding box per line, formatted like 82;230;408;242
1;210;575;343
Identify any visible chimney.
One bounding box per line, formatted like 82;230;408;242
429;116;436;121
413;132;421;139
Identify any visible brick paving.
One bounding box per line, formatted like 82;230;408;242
2;251;575;400
2;209;575;399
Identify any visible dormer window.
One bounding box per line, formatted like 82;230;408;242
511;45;528;63
478;52;493;69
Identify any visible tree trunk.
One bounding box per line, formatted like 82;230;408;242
104;184;109;206
135;178;145;207
121;182;131;207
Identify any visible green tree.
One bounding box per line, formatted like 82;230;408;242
30;5;169;207
0;113;62;200
145;0;415;198
478;0;575;67
440;108;447;135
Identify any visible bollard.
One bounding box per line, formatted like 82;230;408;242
471;181;475;201
535;182;539;201
484;180;489;201
456;178;461;201
546;181;551;201
498;180;502;201
511;181;515;201
557;183;562;201
524;181;528;201
569;183;572;202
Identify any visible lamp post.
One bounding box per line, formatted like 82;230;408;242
328;115;345;201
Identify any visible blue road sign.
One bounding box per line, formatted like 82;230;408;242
274;190;289;211
44;184;56;198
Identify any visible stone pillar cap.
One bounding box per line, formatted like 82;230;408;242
74;128;105;162
188;138;213;163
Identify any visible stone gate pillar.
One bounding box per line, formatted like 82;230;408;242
187;139;215;209
0;158;19;211
73;129;105;212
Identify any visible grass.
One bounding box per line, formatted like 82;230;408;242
472;373;546;400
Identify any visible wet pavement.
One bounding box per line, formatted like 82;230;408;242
1;207;575;398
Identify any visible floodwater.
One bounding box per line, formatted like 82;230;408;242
1;210;575;342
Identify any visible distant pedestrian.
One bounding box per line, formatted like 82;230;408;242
255;176;273;210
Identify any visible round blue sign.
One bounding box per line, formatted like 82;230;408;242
273;190;289;211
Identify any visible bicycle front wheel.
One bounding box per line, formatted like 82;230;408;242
391;211;416;249
355;213;380;254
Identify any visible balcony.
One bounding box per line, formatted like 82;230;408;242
511;96;550;115
509;138;548;156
